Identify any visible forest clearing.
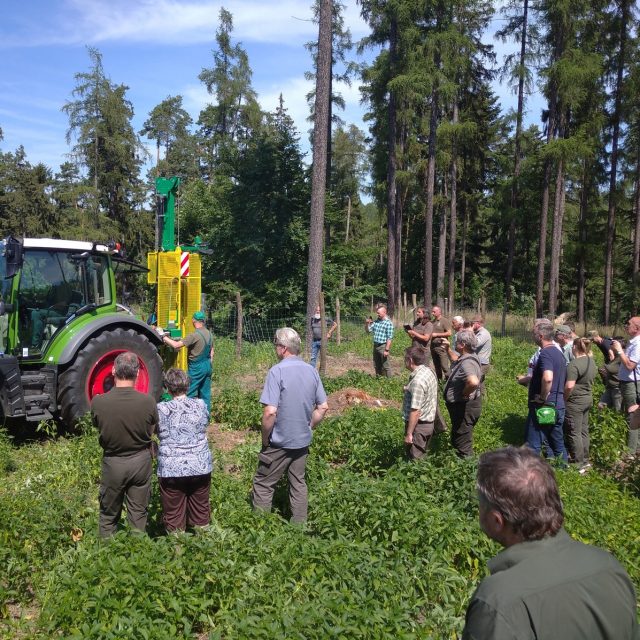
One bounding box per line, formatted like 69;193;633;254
1;332;638;639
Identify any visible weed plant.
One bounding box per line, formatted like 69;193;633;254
1;336;639;638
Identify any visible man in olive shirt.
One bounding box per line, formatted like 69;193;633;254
91;352;159;537
430;305;452;380
463;446;638;640
162;310;214;412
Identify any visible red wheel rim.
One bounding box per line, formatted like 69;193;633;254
86;349;151;400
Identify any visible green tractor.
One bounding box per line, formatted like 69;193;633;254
0;236;163;426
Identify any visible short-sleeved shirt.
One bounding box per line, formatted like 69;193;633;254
562;341;574;364
431;316;451;352
566;356;596;402
368;317;394;345
474;327;492;365
403;365;438;422
260;356;327;449
91;387;159;457
411;320;433;348
311;316;334;341
182;327;212;360
529;345;567;409
444;353;482;403
157;397;212;478
596;337;615;363
619;335;640;383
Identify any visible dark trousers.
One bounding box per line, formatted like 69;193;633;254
405;421;434;460
252;446;309;523
99;449;152;537
446;396;482;458
159;473;211;532
373;343;391;377
564;399;592;464
525;405;568;461
431;347;450;380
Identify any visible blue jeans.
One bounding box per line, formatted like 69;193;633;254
310;339;321;368
525;405;568;462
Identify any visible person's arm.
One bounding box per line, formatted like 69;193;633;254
261;405;277;448
564;379;576;398
327;320;337;338
407;329;431;345
447;344;460;362
404;408;420;444
535;369;554;402
384;323;393;354
462;375;479;399
612;340;637;372
162;335;185;350
310;401;329;429
516;374;531;386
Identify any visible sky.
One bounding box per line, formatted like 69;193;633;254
0;0;542;175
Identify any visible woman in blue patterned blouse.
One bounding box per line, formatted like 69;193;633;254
157;368;212;532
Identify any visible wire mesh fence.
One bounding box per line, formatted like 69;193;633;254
208;305;621;347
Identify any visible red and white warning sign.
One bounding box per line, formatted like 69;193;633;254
180;251;190;278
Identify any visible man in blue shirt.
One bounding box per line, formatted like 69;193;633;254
365;304;394;377
526;323;568;461
251;327;329;523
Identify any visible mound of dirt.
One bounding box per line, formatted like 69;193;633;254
326;387;400;417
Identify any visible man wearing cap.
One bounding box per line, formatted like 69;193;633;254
162;311;214;412
555;325;574;364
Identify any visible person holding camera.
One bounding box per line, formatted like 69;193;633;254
612;317;640;456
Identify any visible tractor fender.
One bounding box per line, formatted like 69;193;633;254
57;315;162;366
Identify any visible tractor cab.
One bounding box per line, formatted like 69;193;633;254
0;238;114;360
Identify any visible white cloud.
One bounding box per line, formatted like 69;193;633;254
2;0;369;48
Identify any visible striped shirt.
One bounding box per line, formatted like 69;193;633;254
403;365;438;422
368;317;394;344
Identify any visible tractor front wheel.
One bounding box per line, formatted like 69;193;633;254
58;327;163;426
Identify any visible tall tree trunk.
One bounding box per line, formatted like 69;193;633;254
447;100;459;316
460;203;468;305
502;0;528;333
305;0;332;355
576;160;589;323
395;123;407;312
424;91;437;306
386;16;398;313
603;0;630;324
634;144;640;307
535;100;556;318
436;179;447;308
548;156;565;319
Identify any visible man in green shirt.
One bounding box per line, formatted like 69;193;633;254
162;311;214;412
463;446;638;640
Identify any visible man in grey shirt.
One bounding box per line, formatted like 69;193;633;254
251;327;329;523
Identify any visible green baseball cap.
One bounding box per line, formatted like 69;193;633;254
192;311;206;322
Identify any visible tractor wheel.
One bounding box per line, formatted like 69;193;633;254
58;327;163;426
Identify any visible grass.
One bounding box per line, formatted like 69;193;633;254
0;336;638;638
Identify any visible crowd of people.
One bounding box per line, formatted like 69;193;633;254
87;307;639;639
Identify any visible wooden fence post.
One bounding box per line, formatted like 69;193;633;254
336;296;341;346
235;291;243;359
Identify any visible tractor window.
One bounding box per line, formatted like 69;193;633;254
87;256;111;307
17;250;85;353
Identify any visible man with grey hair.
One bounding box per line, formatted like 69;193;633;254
463;446;638;640
443;329;482;457
451;315;464;349
91;351;159;537
251;328;329;523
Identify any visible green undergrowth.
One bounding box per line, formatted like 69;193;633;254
1;336;639;638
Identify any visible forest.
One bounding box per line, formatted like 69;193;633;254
0;0;639;323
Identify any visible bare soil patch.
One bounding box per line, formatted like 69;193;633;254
207;422;252;452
